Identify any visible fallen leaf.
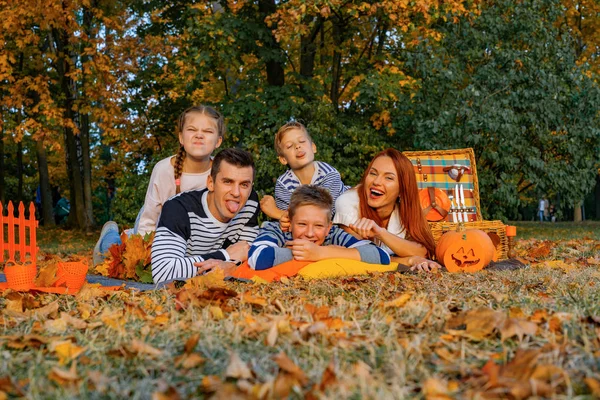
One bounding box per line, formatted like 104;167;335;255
130;339;163;357
225;353;253;380
49;362;79;386
266;322;278;347
500;318;538;341
210;306;224;320
422;377;454;400
383;293;412;308
273;352;308;386
49;340;85;365
585;377;600;397
242;292;268;307
152;386;180;400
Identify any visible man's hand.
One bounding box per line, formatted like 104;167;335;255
194;259;239;276
349;218;384;240
226;241;250;261
279;211;290;232
408;256;442;273
285;239;321;261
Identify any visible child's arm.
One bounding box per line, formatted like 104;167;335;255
260;195;286;220
350;218;428;258
248;222;293;270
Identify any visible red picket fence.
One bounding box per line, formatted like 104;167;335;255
1;201;38;267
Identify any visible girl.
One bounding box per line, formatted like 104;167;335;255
333;148;440;272
93;105;224;265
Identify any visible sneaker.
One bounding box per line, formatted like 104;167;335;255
93;221;119;267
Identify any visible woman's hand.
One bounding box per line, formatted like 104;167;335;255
349;218;384;240
408;256;442;273
285;239;321;261
226;241;250;261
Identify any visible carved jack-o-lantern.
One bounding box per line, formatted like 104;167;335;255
435;226;498;273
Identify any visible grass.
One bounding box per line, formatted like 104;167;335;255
0;223;599;398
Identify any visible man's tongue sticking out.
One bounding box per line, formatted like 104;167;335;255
226;200;240;213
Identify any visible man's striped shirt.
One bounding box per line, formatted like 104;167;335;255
274;161;349;214
151;188;259;283
248;221;390;270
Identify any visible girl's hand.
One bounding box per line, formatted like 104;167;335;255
408;256;442;273
349;218;384;240
285;239;321;261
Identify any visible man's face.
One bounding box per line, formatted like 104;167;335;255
290;205;332;246
206;161;254;223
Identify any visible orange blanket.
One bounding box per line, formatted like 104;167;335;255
231;260;311;282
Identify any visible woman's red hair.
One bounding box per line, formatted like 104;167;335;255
358;149;436;257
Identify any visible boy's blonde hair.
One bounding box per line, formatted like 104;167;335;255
288;185;333;222
274;121;312;157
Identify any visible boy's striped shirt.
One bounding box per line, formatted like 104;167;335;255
248;221;391;270
274;161;349;213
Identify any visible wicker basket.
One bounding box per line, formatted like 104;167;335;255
429;220;508;261
403;148;483;221
403;148;508;260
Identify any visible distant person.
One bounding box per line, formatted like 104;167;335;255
151;148;259;283
548;203;556;222
259;121;349;231
537;197;546;222
54;192;70;225
543;196;550;221
249;185;390;270
93;104;224;266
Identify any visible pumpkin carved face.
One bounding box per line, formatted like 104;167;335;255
436;228;498;273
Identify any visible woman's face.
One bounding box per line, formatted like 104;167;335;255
363;156;400;212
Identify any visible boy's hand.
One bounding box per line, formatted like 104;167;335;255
260;195;279;219
349;218;384;240
408;256;442;273
226;241;250;261
279;211;290;232
194;259;239;276
285;239;321;261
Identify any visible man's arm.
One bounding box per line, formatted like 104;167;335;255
151;199;228;283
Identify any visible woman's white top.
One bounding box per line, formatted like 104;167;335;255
333;188;405;255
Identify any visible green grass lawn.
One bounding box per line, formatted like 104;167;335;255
0;223;598;398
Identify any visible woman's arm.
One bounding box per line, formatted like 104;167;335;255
350;218;427;257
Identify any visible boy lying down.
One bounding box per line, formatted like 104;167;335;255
249;185;390;270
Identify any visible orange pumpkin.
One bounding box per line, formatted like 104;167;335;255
435;226;497;272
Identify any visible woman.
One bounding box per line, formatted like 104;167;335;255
334;148;440;272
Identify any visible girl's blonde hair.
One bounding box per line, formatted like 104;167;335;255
174;105;225;194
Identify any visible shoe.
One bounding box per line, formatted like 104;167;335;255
93;221;119;267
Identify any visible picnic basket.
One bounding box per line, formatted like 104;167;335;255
403;148;508;260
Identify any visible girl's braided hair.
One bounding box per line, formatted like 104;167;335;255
174;105;225;194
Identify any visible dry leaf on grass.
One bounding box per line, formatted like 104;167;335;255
49;340;86;365
500;318;538;341
273;352;308;386
383;293;412;308
225;353;253;380
130;339;163;357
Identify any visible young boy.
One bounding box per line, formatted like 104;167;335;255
249;185;390;270
260;122;348;226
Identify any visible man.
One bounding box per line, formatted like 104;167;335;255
151;148;259;283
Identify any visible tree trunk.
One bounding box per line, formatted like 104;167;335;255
81;110;95;229
258;0;285;86
300;16;322;78
595;173;600;220
573;200;582;222
16;141;23;203
330;21;343;110
53;27;88;230
0;121;4;204
36;140;55;226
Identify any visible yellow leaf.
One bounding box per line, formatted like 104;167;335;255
384;293;412;308
49;340;85;365
209;306;224;320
